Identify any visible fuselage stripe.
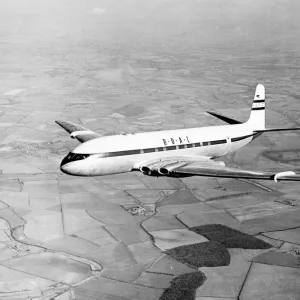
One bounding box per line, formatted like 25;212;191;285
211;139;226;145
231;133;253;142
82;134;254;159
251;107;265;111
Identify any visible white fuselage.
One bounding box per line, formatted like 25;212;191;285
60;123;255;176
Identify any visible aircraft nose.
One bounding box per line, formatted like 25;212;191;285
60;160;70;175
60;155;69;169
60;152;91;175
60;153;74;174
60;152;78;169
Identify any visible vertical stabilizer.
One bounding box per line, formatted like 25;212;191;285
246;84;265;130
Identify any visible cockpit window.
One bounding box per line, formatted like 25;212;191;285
61;152;90;166
68;153;89;161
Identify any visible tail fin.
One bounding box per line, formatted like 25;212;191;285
247;84;300;133
246;84;265;130
207;83;300;134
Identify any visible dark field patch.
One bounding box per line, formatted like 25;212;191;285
117;104;145;117
165;241;230;268
159;272;206;300
191;224;272;249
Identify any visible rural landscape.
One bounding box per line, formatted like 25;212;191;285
0;1;300;299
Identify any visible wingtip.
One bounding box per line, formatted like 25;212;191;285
55;120;66;128
55;120;74;127
54;120;74;134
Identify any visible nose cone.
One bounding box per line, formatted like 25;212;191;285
60;152;91;176
60;160;81;176
60;153;77;175
60;155;70;169
60;164;69;175
60;157;72;175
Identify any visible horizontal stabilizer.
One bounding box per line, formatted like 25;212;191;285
254;127;300;133
206;111;242;125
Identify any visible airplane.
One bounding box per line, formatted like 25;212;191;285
56;84;300;182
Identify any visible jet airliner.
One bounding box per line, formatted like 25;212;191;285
56;84;300;182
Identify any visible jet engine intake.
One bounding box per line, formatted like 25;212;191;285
158;167;170;175
140;166;153;175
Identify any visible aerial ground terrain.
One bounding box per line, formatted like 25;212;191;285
0;0;300;299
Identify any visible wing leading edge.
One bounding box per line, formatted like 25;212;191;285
55;120;102;143
158;160;300;182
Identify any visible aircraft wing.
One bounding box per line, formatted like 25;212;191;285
155;159;300;182
55;120;102;143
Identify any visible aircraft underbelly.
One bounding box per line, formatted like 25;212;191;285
93;144;229;175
